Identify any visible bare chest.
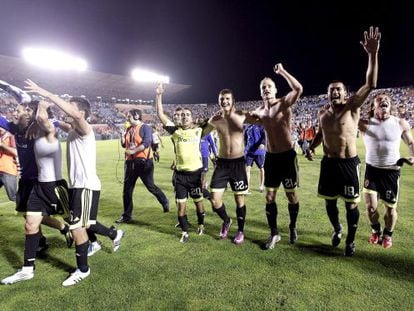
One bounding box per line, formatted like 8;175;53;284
259;106;290;129
320;111;358;134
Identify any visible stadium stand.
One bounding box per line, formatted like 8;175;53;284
0;53;412;139
0;54;190;102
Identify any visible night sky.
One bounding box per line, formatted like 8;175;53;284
0;0;413;103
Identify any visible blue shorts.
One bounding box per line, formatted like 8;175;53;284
245;154;265;168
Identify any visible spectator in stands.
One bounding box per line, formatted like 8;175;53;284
116;109;169;223
0;127;18;202
307;26;381;256
398;103;411;120
359;93;414;249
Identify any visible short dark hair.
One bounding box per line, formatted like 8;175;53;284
328;81;348;93
70;97;91;119
219;89;235;104
129;109;142;121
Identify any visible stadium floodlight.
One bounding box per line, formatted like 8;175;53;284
131;68;170;84
22;47;88;71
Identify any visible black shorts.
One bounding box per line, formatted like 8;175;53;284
318;156;361;203
68;188;100;230
174;169;203;202
264;149;298;192
363;164;400;207
26;180;69;218
151;143;159;152
210;157;248;194
16;179;36;214
245;154;265;169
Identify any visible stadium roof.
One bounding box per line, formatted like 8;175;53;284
0;54;190;102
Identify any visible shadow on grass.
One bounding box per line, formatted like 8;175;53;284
295;241;344;257
38;252;74;272
250;239;268;250
2;246;23;269
284;237;414;282
348;247;414;283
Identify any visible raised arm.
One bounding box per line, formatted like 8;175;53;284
36;100;57;142
274;63;303;107
24;79;90;136
155;83;172;126
349;26;381;109
36;101;54;133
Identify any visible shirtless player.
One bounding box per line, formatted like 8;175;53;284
307;26;381;256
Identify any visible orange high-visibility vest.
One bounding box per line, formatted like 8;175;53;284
124;124;152;160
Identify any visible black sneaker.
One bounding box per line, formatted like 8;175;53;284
162;203;170;213
344;242;355;257
115;216;131;224
289;228;298;244
331;224;343;247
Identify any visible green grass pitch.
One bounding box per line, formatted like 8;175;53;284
0;136;413;310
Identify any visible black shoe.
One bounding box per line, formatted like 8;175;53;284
115;216;131;224
331;224;343;247
162;203;170;213
289;228;298;244
344;242;355;257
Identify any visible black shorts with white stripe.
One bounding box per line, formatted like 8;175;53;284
26;179;70;217
68;188;100;230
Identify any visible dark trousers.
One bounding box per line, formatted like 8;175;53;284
122;158;168;219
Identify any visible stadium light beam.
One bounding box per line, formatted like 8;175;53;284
22;47;88;71
131;68;170;84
